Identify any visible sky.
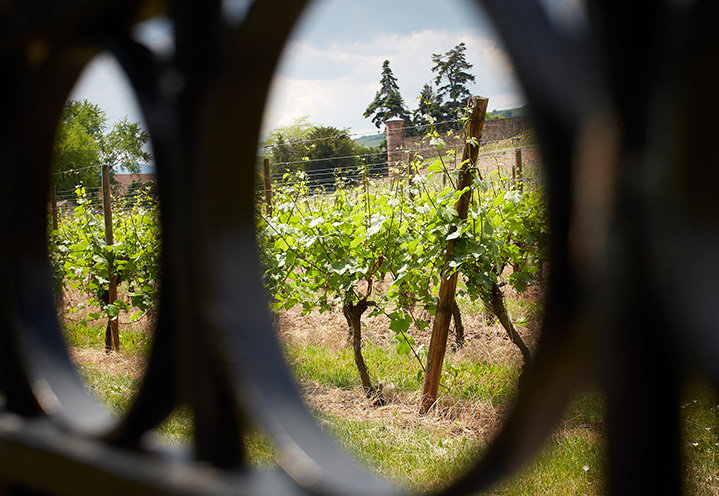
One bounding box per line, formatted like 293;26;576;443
70;0;584;139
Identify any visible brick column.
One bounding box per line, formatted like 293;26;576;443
385;118;405;173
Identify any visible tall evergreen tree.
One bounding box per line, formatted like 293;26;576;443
412;82;443;132
363;60;410;129
431;42;476;124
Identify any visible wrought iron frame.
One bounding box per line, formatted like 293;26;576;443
1;0;717;494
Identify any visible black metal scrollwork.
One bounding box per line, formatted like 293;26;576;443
1;1;717;494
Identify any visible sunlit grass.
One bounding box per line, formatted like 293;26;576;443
64;320;151;356
64;322;719;495
284;340;519;407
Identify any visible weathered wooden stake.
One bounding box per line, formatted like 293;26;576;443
263;158;273;216
50;183;58;231
50;183;64;322
102;163;120;352
420;96;488;414
515;148;523;192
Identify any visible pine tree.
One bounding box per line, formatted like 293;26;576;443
364;60;410;129
412;82;443;132
431;42;476;124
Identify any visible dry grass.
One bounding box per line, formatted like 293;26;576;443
276;282;542;364
68;347;147;379
273;282;544;449
63;276;542;442
302;382;505;444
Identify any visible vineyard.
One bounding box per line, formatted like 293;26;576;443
258;123;547;405
48;110;548;410
45;125;719;495
10;3;719;495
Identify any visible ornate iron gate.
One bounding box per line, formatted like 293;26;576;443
1;0;717;494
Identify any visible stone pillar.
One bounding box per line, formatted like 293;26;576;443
385;117;405;174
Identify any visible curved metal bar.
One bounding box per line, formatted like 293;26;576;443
432;1;599;492
3;39;119;436
181;0;405;492
94;35;184;447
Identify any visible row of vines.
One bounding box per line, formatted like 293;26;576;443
257;130;548;407
46;128;547;413
48;187;161;343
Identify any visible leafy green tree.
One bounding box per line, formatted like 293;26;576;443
304;126;362;187
102;117;151;174
52;101;104;192
363;60;410;129
412;83;443;133
52;99;151;194
270;135;296;175
265;122;365;187
355;141;387;177
431;42;476;125
262;117;314;175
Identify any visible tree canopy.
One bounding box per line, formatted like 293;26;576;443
304;126;363;186
360;44;478;133
431;42;476;125
363;60;411;129
267;122;375;187
52;99;151;195
412;82;444;132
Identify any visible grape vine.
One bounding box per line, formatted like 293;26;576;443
258;140;547;405
49;186;160;347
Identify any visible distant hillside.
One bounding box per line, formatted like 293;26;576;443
487;106;528;120
355;133;385;148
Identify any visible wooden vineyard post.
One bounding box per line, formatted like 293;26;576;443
263;158;273;216
50;184;64;322
420;96;488;414
515;148;523;192
50;183;58;231
102;163;120;352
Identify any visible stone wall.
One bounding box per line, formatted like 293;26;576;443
385;115;531;168
385;118;406;171
482;116;531;142
401;115;532;155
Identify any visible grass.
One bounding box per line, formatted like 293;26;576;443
64;320;152;356
62;320;719;495
317;411;481;491
284;340;520;407
680;380;719;495
496;431;605;495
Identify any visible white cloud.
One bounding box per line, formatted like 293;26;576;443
262;28;524;134
69;54;145;127
67;15;524;140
